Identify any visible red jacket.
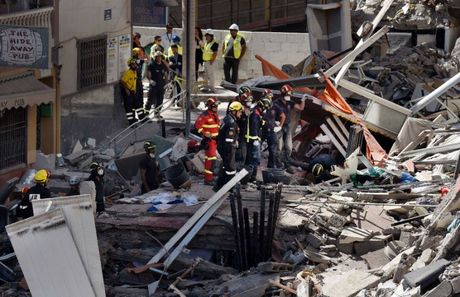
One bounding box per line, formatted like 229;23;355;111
195;110;220;138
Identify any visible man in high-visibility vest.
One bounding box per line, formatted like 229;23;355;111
120;58;138;125
201;28;219;93
194;97;221;185
222;23;246;84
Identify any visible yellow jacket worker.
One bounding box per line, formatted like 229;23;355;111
120;58;138;125
222;23;246;84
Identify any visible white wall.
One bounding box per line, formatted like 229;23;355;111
134;27;311;82
59;0;131;96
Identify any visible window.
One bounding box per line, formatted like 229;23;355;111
0;107;27;170
77;36;107;90
0;0;53;15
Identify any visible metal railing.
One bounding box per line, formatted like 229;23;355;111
108;90;187;155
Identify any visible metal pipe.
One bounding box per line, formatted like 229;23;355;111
410;71;460;114
258;187;266;262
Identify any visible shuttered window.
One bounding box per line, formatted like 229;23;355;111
0;107;27;170
77;36;107;90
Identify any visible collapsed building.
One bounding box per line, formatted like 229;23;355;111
1;0;460;297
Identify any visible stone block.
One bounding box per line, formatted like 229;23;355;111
423;280;452;297
306;233;325;249
321;269;382;297
420;249;435;264
362;248;390;270
404;258;450;289
354;240;386;256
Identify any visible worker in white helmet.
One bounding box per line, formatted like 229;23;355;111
222;23;246;84
200;28;219;93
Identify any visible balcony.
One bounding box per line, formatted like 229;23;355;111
0;7;53;28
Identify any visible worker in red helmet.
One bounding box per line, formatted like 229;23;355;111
194;97;221;185
273;84;306;172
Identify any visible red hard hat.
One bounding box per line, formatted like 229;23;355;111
187;139;199;150
206;97;219;107
280;84;293;94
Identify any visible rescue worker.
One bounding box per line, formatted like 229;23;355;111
120;58;138;125
28;169;51;200
222;23;246;84
200;29;218;93
167;35;183;58
67;176;81;196
140;141;161;193
245;95;264;182
168;44;183;76
132;47;145;121
146;51;168;118
16;187;32;219
214;101;244;192
151;35;165;58
306;151;341;183
194;97;220;185
274;84;306;171
260;89;281;168
235;92;253;168
87;162;105;214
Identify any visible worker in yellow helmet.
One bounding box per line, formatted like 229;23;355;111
17;169;52;219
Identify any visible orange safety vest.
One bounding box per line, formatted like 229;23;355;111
195;110;220;138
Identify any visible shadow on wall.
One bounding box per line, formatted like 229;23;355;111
61;84;126;154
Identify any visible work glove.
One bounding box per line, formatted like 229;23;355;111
301;94;308;102
253;140;260;147
274;126;282;133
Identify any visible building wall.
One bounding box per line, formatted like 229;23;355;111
135;27;311;81
58;0;131;96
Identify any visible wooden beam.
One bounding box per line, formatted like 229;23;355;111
333;115;350;140
320;124;346;157
326;118;348;148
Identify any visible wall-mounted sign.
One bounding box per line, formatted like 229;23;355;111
104;9;112;21
0;25;49;69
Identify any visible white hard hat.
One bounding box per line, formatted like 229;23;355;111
205;28;214;36
229;23;239;31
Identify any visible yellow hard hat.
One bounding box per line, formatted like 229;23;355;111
312;163;324;177
34;169;49;183
127;57;136;66
132;47;141;56
229;101;244;111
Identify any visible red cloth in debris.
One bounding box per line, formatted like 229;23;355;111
256;55;387;165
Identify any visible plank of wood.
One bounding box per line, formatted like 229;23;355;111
399;142;460;157
326;118;348;148
320;124;346;157
333;115;350;140
147;169;249;265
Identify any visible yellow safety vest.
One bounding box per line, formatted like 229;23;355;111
223;33;243;59
120;69;136;92
203;40;217;61
167;45;183;58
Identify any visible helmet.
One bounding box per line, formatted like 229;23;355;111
90;162;100;171
238;86;252;96
259;97;272;110
144;141;156;152
239;93;253;106
172;35;181;44
229;101;244;112
153;50;163;58
262;89;273;100
312;163;324;177
187;139;199;151
229;23;239;31
127;57;137;66
206;97;219;108
132;47;141;56
280;84;293;95
69;176;80;186
34;169;49;184
204;28;214;36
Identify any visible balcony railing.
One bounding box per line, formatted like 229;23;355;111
0;7;53;28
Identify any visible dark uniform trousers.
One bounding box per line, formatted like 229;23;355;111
134;66;145;120
121;88;136;125
224;58;240;84
146;84;165;115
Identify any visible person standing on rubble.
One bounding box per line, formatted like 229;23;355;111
120;58;138;125
245;95;265;182
274;84;306;172
146;51;168;118
88;162;105;214
67;176;81;196
132;47;146;121
200;29;219;93
214;101;244;192
140;141;161;193
260;89;280;168
18;170;51;219
194;97;221;186
230;87;253;169
222;24;246;84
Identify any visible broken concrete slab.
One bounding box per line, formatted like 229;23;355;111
321;269;382;297
208;273;280;297
64;150;92;166
362;248;390;270
423;280;452;297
